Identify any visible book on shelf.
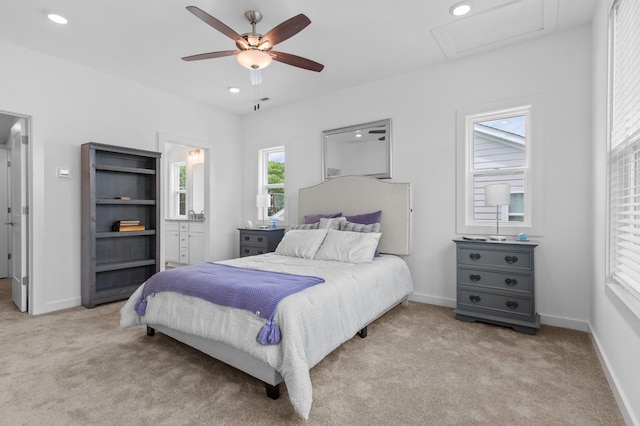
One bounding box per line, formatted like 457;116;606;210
114;196;131;200
115;220;140;226
112;220;145;232
113;225;146;232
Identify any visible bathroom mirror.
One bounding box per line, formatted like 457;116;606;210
322;118;392;180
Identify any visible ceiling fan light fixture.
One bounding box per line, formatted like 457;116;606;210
237;49;273;70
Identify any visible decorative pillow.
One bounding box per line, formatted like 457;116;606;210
339;221;381;233
314;228;381;264
318;216;347;230
345;210;382;225
304;212;343;224
289;223;320;230
275;229;328;259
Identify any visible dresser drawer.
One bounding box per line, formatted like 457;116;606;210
458;268;532;294
458;288;533;318
240;232;269;247
457;246;532;271
240;245;268;257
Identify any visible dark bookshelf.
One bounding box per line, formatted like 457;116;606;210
81;142;161;308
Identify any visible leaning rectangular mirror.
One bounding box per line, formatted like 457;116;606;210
322;118;392;180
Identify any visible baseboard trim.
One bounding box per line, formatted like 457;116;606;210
34;297;81;315
408;293;455;308
538;312;589;332
588;324;637;426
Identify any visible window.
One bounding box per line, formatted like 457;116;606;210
172;162;186;217
258;146;285;221
607;0;640;314
456;97;543;236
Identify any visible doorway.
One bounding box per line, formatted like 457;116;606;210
0;112;30;313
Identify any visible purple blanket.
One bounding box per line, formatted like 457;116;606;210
133;262;324;345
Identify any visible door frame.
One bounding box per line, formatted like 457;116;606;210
158;132;210;270
0;103;44;314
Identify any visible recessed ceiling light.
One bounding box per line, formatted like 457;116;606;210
47;13;68;25
450;2;471;16
228;86;240;93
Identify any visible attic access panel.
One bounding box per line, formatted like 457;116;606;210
432;0;558;60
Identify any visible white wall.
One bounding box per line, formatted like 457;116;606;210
590;0;640;424
0;40;243;315
242;26;593;330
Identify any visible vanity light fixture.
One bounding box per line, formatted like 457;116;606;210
47;13;69;24
188;149;204;164
450;2;472;16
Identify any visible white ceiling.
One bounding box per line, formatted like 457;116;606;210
0;0;596;116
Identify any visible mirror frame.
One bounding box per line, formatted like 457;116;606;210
322;118;392;180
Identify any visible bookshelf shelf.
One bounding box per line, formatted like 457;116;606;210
81;142;161;308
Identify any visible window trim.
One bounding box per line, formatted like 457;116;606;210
171;161;187;219
605;0;640;321
258;146;285;222
456;96;544;237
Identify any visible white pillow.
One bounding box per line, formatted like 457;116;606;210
275;229;328;259
318;216;346;230
314;228;382;264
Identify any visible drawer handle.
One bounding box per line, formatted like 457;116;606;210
244;236;250;241
469;295;482;303
469;253;481;261
505;278;518;286
257;237;264;242
506;300;519;309
244;249;249;253
469;274;481;282
504;255;518;264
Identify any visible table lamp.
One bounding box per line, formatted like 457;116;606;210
256;194;270;227
484;183;510;241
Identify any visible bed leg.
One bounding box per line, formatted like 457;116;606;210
265;383;280;400
146;326;155;336
358;326;368;338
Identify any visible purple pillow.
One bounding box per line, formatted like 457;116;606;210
345;210;382;225
304;212;343;224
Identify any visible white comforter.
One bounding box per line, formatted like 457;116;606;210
120;253;413;419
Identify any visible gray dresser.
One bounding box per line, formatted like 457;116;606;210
238;228;285;257
453;239;540;334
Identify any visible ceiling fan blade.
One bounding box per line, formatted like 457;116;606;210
271;51;324;72
261;14;311;48
186;6;245;44
182;50;240;61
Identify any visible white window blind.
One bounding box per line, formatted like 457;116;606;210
609;0;640;300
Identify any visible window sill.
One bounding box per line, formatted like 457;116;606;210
606;282;640;332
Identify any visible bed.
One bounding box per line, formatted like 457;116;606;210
120;175;413;419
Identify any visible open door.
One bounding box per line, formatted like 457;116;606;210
10;119;27;312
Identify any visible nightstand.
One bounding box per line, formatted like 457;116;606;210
238;228;285;257
453;239;540;335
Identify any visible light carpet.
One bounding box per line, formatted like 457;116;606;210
0;279;624;425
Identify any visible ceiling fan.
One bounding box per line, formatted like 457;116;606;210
181;6;324;73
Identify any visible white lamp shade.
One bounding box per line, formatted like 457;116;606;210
237;50;273;70
484;183;511;206
256;194;270;208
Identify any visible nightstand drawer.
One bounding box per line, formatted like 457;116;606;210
458;268;532;294
458;288;533;317
457;247;532;271
240;245;268;257
240;232;269;247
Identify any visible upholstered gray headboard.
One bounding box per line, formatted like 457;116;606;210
298;176;412;256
